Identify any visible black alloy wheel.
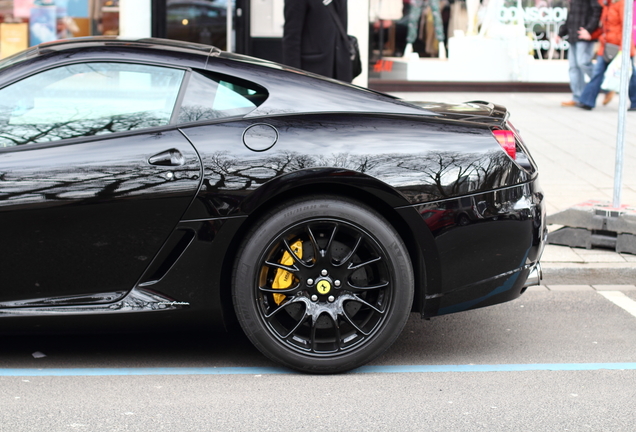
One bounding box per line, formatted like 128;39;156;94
232;196;414;374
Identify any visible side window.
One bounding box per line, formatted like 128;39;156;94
0;63;184;147
177;71;268;123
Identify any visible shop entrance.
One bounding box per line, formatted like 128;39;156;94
152;0;248;53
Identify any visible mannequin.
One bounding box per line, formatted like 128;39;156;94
429;0;446;58
403;0;425;58
403;0;446;59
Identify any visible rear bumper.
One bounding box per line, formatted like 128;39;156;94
414;177;546;317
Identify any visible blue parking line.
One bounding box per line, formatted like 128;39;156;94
1;363;636;376
353;363;636;373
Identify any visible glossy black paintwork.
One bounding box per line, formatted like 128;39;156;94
0;130;201;304
178;114;528;219
415;181;545;316
0;38;545;329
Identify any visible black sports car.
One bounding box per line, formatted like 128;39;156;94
0;38;545;374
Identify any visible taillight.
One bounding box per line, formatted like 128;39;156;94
492;129;516;160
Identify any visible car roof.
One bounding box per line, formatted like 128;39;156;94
1;36;435;118
21;36;282;71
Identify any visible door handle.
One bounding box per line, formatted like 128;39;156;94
148;149;185;167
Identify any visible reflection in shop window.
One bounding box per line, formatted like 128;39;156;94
166;0;227;49
368;0;570;63
0;0;119;59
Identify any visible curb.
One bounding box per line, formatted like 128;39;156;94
528;285;636;291
541;263;636;285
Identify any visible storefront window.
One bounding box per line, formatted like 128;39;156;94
166;0;227;48
369;0;571;83
165;0;230;50
0;0;120;59
369;0;569;62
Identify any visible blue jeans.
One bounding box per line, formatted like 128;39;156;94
568;41;595;102
579;55;636;109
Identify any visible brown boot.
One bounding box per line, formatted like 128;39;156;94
603;91;615;105
561;100;577;107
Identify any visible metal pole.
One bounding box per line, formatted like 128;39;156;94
613;0;634;207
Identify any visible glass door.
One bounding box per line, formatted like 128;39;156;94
165;0;245;51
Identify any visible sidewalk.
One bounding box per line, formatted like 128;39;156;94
393;91;636;284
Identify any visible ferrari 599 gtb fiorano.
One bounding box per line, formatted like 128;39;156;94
0;38;545;373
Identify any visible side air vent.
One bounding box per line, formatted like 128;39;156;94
137;228;196;287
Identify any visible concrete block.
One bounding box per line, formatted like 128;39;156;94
547;200;636;254
617;233;636;254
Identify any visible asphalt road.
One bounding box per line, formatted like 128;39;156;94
1;287;635;431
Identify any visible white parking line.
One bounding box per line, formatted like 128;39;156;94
598;291;636;318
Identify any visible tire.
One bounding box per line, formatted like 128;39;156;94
457;214;470;226
232;195;414;374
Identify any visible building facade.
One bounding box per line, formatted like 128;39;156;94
1;0;574;87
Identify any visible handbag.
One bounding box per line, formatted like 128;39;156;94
603;43;620;63
347;35;362;79
601;50;632;92
324;0;362;79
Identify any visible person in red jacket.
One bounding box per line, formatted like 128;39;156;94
578;0;636;110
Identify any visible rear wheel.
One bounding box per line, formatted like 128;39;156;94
232;196;414;373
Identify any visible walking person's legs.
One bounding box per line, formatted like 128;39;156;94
579;55;609;109
564;42;585;106
573;41;596;102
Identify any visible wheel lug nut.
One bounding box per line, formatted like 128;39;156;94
328;296;335;303
321;269;328;276
334;280;341;287
307;278;314;286
311;295;318;302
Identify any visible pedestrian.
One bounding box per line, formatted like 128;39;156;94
282;0;353;82
558;0;602;107
578;0;636;110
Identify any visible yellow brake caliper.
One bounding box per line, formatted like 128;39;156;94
272;240;303;305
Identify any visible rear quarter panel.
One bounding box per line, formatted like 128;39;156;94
179;113;528;218
177;113;540;318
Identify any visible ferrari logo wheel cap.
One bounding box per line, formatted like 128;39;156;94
316;279;332;295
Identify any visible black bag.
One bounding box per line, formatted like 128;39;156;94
325;1;362;79
603;43;620;63
347;35;362;79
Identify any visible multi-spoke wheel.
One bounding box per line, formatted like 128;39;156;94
232;196;414;374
